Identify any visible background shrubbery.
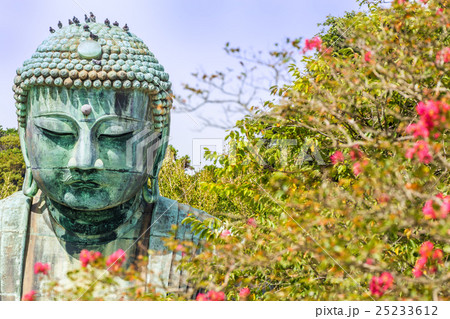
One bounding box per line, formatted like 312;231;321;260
0;126;24;199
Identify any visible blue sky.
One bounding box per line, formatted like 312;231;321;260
0;0;362;159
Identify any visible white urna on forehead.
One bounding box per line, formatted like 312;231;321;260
12;16;172;131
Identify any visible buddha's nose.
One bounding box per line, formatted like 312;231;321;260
68;131;103;170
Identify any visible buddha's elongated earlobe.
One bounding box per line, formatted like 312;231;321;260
142;176;158;204
23;166;38;197
142;121;170;205
19;126;38;197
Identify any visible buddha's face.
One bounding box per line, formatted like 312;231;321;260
25;86;155;210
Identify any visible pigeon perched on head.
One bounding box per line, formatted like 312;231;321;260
57;21;63;29
49;27;55;33
68;19;73;25
90;32;98;41
104;18;110;27
83;24;90;31
84;14;90;23
113;21;119;27
73;16;80;25
90;12;96;22
123;24;129;32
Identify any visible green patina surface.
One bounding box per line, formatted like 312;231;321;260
0;16;211;300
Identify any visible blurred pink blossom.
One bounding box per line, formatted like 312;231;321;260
34;262;50;275
106;249;126;271
330;151;345;165
303;37;322;53
239;287;251;298
22;290;37;301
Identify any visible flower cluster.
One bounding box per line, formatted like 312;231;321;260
369;272;394;297
405;100;449;163
329;147;369;176
22;290;37;301
436;47;450;64
246;218;257;227
196;290;226;301
34;262;50;275
407;100;449;139
351;147;368;176
422;193;450;219
405;140;432;164
220;229;231;238
412;242;444;278
303;37;322;53
330;151;344;165
106;249;126;272
79;249;102;268
239;287;251;299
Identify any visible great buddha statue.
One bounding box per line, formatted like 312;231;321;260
0;15;210;300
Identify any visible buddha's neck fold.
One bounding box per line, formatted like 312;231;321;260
45;194;144;245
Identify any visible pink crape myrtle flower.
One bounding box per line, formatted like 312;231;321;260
436;47;450;64
419;241;434;258
412;268;423;278
303;37;322;53
407;100;449;139
377;193;390;203
416;101;443;130
33;262;50;275
246;218;257;227
175;244;186;252
207;290;226;301
413;243;443;278
365;258;375;265
349;146;364;160
432;249;444;263
196;291;226;301
79;249;102;268
353;162;363;176
422;199;436;219
406;122;429;138
405;140;432;164
195;293;208;301
239;287;251;298
369;272;394;297
436;193;450;218
106;249;126;271
352;159;368;176
330;151;345;165
416;256;428;269
364;51;372;62
220;229;231;238
422;193;450;219
22;290;37;301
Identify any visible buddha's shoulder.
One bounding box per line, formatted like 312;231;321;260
155;196;213;221
0;191;32;230
151;196;213;241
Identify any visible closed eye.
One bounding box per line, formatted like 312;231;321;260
98;131;134;139
40;127;75;137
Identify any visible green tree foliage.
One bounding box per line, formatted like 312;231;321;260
0;126;25;199
172;0;449;301
159;145;220;215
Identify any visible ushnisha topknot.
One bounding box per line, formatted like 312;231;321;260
12;17;172;130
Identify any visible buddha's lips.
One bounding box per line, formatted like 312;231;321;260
66;180;102;189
